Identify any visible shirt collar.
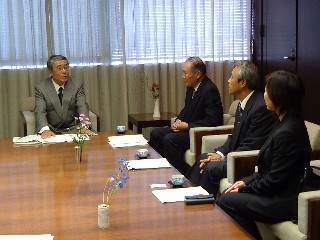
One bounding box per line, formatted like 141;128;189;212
51;78;64;93
240;90;254;110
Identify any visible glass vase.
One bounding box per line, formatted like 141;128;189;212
75;146;82;162
98;204;110;229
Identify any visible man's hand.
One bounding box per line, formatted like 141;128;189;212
85;129;96;136
41;130;56;139
199;152;223;173
172;119;188;132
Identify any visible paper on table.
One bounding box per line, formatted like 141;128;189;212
108;134;148;148
13;134;69;144
152;186;209;203
0;234;54;240
127;158;171;170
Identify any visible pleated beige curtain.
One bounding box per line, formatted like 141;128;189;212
0;61;234;138
0;0;249;138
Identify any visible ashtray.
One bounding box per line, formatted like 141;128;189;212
135;153;151;159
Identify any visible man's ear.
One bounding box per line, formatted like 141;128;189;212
240;79;247;88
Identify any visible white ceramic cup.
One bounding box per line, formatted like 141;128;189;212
171;174;185;185
137;149;148;158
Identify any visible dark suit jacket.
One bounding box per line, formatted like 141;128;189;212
35;77;89;134
239;110;311;220
216;91;277;155
177;76;223;129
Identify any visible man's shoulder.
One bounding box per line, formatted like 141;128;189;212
35;77;51;88
200;76;219;91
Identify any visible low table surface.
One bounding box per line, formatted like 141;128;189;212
0;132;252;239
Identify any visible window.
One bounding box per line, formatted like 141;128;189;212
0;0;251;68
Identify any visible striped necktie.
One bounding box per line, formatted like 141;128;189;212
58;87;63;105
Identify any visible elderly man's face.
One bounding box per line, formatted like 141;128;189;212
182;61;201;88
49;60;70;86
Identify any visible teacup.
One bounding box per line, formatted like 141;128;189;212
116;125;126;133
137;149;148;158
171;174;185;186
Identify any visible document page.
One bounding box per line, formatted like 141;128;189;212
127;158;171;170
152;186;209;203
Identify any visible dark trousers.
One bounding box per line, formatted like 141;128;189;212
186;153;227;198
149;127;191;175
217;191;289;240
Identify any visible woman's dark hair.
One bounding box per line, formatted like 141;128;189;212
265;70;304;115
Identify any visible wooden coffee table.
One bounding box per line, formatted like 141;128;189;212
128;112;177;133
0;132;253;239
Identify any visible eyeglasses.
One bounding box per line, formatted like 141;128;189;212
55;65;70;72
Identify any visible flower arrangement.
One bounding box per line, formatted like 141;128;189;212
103;158;130;204
73;113;91;148
138;71;160;100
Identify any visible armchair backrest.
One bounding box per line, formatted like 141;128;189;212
223;100;239;125
305;120;320;160
21;97;35;111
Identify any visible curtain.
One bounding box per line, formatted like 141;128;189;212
0;0;251;138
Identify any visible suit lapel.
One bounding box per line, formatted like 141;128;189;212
231;92;257;144
62;78;75;120
46;78;64;119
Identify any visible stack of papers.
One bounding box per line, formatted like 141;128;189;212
108;134;148;147
0;235;54;240
152;186;209;203
127;158;171;170
13;134;89;145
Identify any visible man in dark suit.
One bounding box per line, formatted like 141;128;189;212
35;55;94;139
149;57;223;175
218;70;311;240
187;60;277;197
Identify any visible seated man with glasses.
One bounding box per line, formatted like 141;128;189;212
35;54;94;139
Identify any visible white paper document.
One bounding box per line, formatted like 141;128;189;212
13;134;90;145
108;134;148;148
127;158;171;170
0;234;54;240
152;186;209;203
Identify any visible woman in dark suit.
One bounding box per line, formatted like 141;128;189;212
217;70;312;240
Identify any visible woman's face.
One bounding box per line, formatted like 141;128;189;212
264;88;276;112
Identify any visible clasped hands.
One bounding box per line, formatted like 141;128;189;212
198;152;224;173
171;119;188;132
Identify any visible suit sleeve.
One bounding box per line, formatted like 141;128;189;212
240;126;309;195
216;105;276;155
188;86;223;128
75;80;90;118
35;84;49;132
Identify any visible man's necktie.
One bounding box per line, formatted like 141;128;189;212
236;102;243;124
58;87;63;105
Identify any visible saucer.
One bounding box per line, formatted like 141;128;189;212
168;180;186;188
135;153;151;159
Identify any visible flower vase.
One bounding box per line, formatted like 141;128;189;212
98;204;110;229
153;98;160;119
75;146;82;162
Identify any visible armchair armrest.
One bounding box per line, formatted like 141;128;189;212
298;191;320;239
89;109;100;132
20;110;36;136
226;150;259;183
190;125;233;160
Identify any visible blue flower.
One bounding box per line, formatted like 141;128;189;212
103;158;130;204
